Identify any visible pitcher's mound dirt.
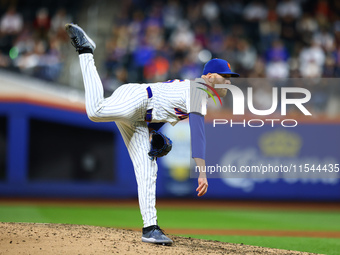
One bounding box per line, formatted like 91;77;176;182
0;222;317;255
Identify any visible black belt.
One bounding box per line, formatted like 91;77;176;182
145;86;153;122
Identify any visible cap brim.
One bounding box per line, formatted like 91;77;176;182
218;72;240;77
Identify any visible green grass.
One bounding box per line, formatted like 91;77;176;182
0;205;142;227
181;235;340;255
0;204;339;254
1;205;340;231
158;208;340;231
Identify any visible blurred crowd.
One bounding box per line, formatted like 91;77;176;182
101;0;340;114
0;2;72;81
103;0;340;87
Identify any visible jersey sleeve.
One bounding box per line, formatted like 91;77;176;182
187;81;208;115
189;112;206;160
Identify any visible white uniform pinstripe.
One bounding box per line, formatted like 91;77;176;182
79;53;207;227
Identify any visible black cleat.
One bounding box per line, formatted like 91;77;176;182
65;23;96;53
142;225;173;245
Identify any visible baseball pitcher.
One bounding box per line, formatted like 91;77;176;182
65;23;239;245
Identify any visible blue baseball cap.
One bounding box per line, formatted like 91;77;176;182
202;58;240;77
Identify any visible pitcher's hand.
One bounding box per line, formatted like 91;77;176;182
196;177;208;197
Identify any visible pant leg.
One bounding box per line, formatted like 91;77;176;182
116;121;158;228
79;53;157;227
79;53;146;122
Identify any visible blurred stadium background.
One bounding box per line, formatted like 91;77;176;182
1;0;340;254
0;0;339;200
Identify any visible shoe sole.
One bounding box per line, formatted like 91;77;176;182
65;23;96;50
142;237;173;245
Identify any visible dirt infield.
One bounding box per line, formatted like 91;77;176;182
0;222;318;255
0;199;338;254
126;228;340;239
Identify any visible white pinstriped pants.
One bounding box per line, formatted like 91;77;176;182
79;54;158;227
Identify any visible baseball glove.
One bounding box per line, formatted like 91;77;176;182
148;130;172;159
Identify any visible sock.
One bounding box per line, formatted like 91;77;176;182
142;225;157;234
78;48;93;54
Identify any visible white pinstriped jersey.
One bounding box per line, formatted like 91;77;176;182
143;79;208;125
78;53;207;228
